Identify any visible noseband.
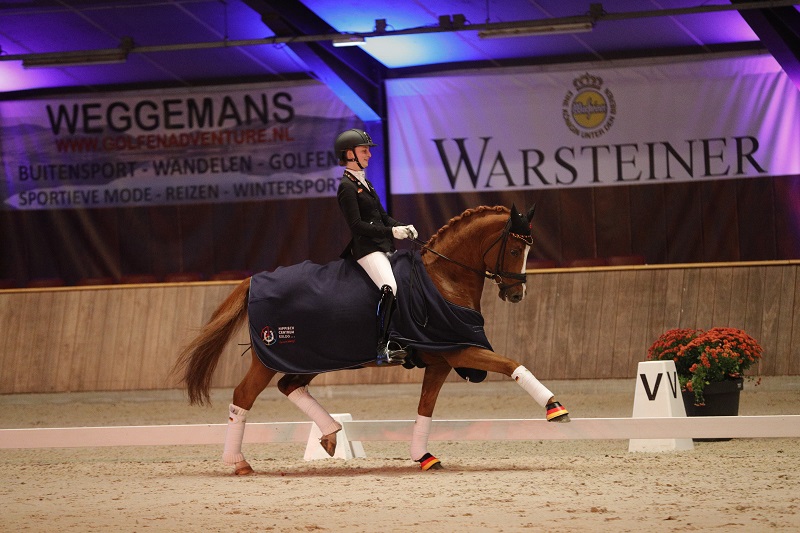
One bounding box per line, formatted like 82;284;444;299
411;218;531;291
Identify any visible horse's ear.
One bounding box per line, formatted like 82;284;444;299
526;204;536;222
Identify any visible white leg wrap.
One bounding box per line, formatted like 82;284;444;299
222;404;248;465
287;386;342;436
410;415;432;462
512;365;553;407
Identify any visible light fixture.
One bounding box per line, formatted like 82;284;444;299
478;21;594;39
332;35;366;47
21;37;133;68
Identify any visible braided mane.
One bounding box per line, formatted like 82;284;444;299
421;205;509;257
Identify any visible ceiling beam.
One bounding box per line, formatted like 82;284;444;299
242;0;386;121
732;0;800;90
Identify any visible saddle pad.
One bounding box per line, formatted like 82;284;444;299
248;250;491;381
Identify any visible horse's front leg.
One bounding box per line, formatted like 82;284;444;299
225;349;277;476
443;347;570;422
277;373;342;457
411;355;451;470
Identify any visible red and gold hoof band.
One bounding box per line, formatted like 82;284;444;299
545;401;569;421
417;453;441;471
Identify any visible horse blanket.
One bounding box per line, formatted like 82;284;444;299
248;250;490;382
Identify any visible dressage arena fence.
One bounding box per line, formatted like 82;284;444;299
3;415;800;451
2;260;800;395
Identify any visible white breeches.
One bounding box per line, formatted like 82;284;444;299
357;251;397;294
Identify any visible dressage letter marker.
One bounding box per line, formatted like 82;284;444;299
628;360;694;452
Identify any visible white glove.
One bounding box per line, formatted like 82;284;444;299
392;226;409;240
405;225;418;240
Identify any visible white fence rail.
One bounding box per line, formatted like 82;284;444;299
2;415;800;449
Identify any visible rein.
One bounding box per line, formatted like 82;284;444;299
409;220;528;290
409;237;490;279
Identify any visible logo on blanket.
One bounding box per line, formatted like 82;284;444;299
562;72;616;139
261;326;276;346
276;325;296;344
260;325;296;346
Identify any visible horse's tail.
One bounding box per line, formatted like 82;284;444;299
172;278;250;406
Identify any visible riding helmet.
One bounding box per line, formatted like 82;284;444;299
334;129;377;164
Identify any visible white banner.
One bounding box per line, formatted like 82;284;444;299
1;81;360;210
387;54;800;194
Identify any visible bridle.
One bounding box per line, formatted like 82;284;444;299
410;218;532;292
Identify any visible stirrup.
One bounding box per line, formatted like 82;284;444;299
546;401;570;422
377;341;408;366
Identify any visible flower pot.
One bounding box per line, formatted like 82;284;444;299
681;377;744;441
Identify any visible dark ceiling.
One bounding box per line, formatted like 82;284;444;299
1;0;799;120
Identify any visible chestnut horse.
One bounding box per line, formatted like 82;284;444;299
173;205;569;475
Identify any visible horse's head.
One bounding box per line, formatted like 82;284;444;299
483;204;534;303
421;204;535;308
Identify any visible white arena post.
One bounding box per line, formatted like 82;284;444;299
304;413;366;461
628;360;694;452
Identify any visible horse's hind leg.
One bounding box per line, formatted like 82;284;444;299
224;350;277;476
278;374;342;457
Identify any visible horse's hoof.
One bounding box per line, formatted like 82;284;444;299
417;453;442;471
546;401;570;423
319;432;338;457
234;460;254;476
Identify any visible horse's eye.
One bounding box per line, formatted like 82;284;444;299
510;249;520;257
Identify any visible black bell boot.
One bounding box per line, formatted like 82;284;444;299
376;285;408;365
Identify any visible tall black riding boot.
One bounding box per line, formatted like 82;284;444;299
376;284;408;365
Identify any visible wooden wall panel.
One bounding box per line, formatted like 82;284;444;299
743;268;766;356
710;267;733;324
625;270;657;371
609;270;638;377
37;292;66;391
759;267;783;376
775;268;797;375
571;272;602;379
695;268;717;328
549;273;574;379
1;262;798;394
520;272;558;377
792;273;800;375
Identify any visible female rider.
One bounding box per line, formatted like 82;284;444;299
334;128;417;365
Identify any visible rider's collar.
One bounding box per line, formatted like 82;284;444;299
344;169;369;189
344;169;366;181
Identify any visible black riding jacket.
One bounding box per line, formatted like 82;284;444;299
337;170;403;260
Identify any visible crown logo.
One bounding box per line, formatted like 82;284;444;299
573;73;603;91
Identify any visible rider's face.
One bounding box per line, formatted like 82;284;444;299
351;146;370;168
